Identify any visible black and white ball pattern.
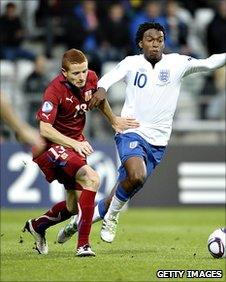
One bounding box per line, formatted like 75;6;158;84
207;228;226;258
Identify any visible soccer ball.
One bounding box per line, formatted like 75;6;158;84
207;228;226;258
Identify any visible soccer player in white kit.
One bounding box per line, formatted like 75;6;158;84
57;22;226;244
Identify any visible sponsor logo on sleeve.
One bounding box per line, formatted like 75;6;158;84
41;113;51;119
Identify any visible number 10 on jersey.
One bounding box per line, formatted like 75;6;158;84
134;72;147;88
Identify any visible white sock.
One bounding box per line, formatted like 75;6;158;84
105;195;127;218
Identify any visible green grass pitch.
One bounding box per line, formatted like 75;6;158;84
1;207;225;281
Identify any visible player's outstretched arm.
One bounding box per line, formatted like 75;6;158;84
183;53;226;77
98;98;140;133
89;57;130;110
0;92;44;148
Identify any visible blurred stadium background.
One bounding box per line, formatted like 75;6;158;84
1;1;225;281
1;0;225;208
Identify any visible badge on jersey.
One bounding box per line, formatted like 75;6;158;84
42;101;53;113
84;90;92;101
159;70;170;83
129;141;138;149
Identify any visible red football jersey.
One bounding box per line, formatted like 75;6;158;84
36;70;98;145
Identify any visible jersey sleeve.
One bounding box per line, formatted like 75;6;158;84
36;85;60;124
97;57;130;91
182;53;226;78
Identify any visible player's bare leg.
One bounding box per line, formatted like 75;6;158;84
101;157;147;243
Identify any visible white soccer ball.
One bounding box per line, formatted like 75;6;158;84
207;228;226;258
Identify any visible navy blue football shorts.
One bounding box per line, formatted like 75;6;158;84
115;132;166;181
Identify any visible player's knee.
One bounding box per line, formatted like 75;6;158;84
88;173;100;191
80;172;100;191
76;166;100;191
128;172;146;188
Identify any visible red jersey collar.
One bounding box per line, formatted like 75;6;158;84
59;73;67;84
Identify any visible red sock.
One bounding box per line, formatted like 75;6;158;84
32;201;73;233
77;189;96;248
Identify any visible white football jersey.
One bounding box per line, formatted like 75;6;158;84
98;53;226;145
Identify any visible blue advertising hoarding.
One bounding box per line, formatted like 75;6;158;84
1;143;225;207
1;142;118;208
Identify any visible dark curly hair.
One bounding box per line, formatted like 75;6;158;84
135;22;166;50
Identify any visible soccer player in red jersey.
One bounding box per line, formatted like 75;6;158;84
23;49;139;257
